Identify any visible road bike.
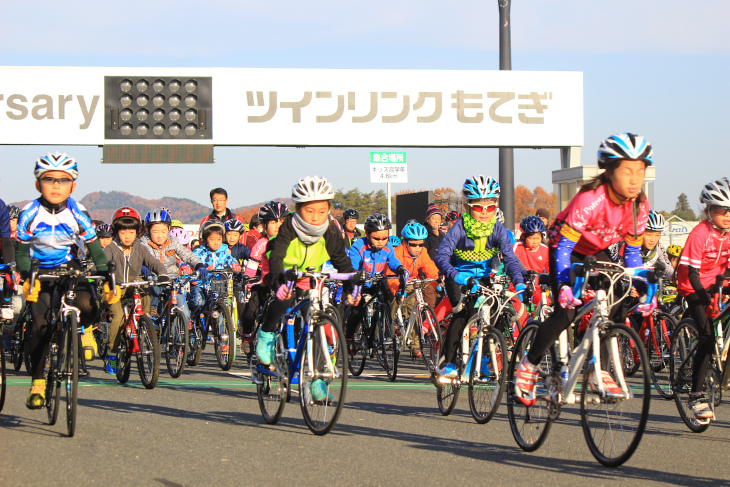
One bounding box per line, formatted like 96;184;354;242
155;275;193;378
393;277;442;373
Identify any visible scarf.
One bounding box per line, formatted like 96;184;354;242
292;213;329;245
462;212;496;239
454;213;498;263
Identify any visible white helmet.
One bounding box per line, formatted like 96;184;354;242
700;178;730;207
291;175;335;203
35;152;79;180
646;211;665;232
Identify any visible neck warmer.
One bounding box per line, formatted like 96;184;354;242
642;245;657;263
462;212;496;239
292;213;329;245
454;213;498;263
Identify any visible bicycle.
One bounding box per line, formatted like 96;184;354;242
433;276;509;424
507;257;653;467
393;277;442;373
522;270;554;324
345;274;400;381
155;275;193;378
0;263;15;412
670;274;730;432
252;266;361;435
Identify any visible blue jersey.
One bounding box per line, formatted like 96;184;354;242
16;197;96;268
349;237;402;280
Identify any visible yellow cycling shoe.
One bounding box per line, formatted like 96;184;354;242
26;379;46;410
81;326;97;361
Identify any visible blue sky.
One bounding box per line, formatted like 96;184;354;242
1;0;728;214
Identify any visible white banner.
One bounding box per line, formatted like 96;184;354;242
0;67;583;147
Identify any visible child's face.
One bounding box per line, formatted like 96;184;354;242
643;230;661;251
406;239;425;256
9;218;17;233
708;206;730;231
464;199;497;223
117;228;137;247
226;231;241;247
266;218;284;237
297;200;329;226
99;236;112;248
368;230;389;250
148;223;170;246
35;170;76;205
525;233;542;251
669;256;679;269
608;159;646;200
207;232;223;252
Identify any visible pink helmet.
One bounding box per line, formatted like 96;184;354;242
169;227;190;245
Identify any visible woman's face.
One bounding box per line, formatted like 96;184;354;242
609;159;646;200
266;218;284;237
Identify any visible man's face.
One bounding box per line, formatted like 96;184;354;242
427;214;442;230
211;193;227;214
344;218;357;231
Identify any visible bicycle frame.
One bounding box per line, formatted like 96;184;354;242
395;278;438;351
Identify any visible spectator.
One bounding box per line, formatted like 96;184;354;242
199;188;243;227
342;208;362;249
535;208;550;227
424;203;445;262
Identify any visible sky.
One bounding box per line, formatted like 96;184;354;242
1;0;728;214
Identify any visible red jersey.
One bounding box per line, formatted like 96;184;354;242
677;220;730;296
513;241;549;273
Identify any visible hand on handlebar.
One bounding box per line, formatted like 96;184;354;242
558;285;582;309
231;262;242;272
636;296;657;317
515;283;527;293
22;279;41;302
197;267;211;280
454;273;470;286
179;264;192;276
276;284;293;301
104;282;122;305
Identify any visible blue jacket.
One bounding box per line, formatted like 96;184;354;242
349;237;403;280
193;243;238;270
435;219;524;286
229;242;251;263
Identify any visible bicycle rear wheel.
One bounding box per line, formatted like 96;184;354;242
346;307;367;376
187;318;203;366
137;315;161;389
257;333;289;424
299;315;347;435
64;313;79;437
468;327;507;424
11;321;24;371
165;309;188;378
581;323;650;467
507;323;553;452
378;304;398;382
670;319;710;433
213;303;235;371
420;306;441;371
649;312;675;400
94;314;110;361
436;354;461;416
0;345;5;412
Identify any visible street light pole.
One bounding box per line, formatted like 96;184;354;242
498;0;515;231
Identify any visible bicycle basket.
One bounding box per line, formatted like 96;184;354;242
209;275;230;297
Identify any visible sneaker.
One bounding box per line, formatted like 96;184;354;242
242;337;252;355
256;330;276;365
2;330;11;351
412;348;423;358
514;356;538;406
689;396;713;420
310;379;333;404
26;379;46;409
590;370;624;397
104;355;118;375
438;362;458;379
81;326;97;361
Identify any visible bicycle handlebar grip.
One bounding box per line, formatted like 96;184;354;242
107;260;117;296
467;277;476;290
654;260;666;277
29;258;40;291
351;284;362;301
572;263;586;278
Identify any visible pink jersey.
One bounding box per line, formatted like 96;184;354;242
548;184;649;255
244;237;271;283
677;220;730;296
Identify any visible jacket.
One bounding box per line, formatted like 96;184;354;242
386;243;438;295
425;228;445;262
349;237;403;280
193;243;238;270
140;235;204;278
343;227;363;249
199;209;242;228
104;238;168;284
229;242;251;263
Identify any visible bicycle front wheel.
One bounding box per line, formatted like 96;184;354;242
581;323;650;467
670;319;710;433
137;315;161;389
420;306;441;371
346;307;367;376
649;312;675;400
0;346;5;412
64;313;79;437
213;303;235;371
11;321;24;371
257;333;289;424
299;315;347;435
165;309;188;378
378;304;398;382
468;327;507;424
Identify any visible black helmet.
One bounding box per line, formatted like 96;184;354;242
343;208;359;220
364;213;391;233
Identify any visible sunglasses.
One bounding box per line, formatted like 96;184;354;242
710;206;730;216
408;242;425;248
39;176;74;187
467;202;497;213
371;236;389;242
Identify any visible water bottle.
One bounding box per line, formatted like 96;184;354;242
560;364;569;382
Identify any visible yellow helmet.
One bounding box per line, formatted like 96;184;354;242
667;244;683;258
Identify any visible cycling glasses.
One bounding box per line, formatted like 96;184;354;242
39;176;74;187
408;242;425;248
466;202;497;213
710;205;730;216
370;236;389;242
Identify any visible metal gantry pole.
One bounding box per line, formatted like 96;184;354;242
498;0;515;230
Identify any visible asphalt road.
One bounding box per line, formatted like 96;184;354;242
2;349;730;486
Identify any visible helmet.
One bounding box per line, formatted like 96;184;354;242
343;208;359;220
646;211;666;232
700;178;730;207
389;236;401;247
401;222;428;240
224;218;245;233
495;208;505;224
291;175;335;203
519;215;546;234
145;208;172;227
258;200;289;223
200;220;226;242
597;133;654;169
34;152;79;180
95;223;113;238
111;207;141;225
364;213;391;233
171;219;183;229
445;211;460;222
667;244;683;258
462;175;500;200
169;227;190;245
6;204;21;220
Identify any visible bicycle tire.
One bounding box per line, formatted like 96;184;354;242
507;324;553;452
46;334;60;425
670;319;710;433
186;318;203;367
137;314;161;389
65;313;79;437
11;321;24;371
346;307;367;376
581;323;650;467
468;326;507;424
116;344;131;383
299;314;348;435
94;316;110;361
649;312;675;400
420;305;441;371
497;305;518;363
213;303;235;371
165;309;188;378
436;342;463;416
23;313;33;375
0;345;5;412
257;333;289;424
378;303;398;382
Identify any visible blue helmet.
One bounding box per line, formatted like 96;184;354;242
145;208;172;227
389;236;401;247
519;215;545;234
401;222;428;240
35;152;79;180
597;133;653;169
463;175;500;200
224;218;245;233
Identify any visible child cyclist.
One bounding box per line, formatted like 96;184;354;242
224;219;251;263
435;175;526;378
1;201;19;352
513;216;549;274
240;201;288;354
514;133;656;406
95;222;113;248
15;153;111;408
103;207;170;373
675;178;730;420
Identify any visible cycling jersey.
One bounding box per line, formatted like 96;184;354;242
349;237;403;280
677;220;730;296
245;236;272;282
16;197;96;268
513;241;549;273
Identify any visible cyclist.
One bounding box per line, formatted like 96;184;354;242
389;235;401;248
444;210;460;231
434;175;526;378
342;208;362;249
15;153;110;408
513;133;655;406
667;244;682;276
6;204;20;239
169;227;191;251
424;204;445;262
513;216;549;274
171;219;184;229
225;218;251;263
245;214;264;251
95;222;113;248
1;200;18;351
675;178;730;420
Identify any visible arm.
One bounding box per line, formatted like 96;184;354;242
245;238;268;277
230;243;251;261
349;238;365;271
16;242;30;280
325;224;355;273
687;266;710;306
657;244;675;281
434;224;460;280
86;239;109;273
420;251;440;279
175;239;204;270
386;244;403;273
268;217;295;289
141;247;169;277
622;234;644;269
497;229;525;286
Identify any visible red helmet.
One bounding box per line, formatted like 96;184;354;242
111;207;141;224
